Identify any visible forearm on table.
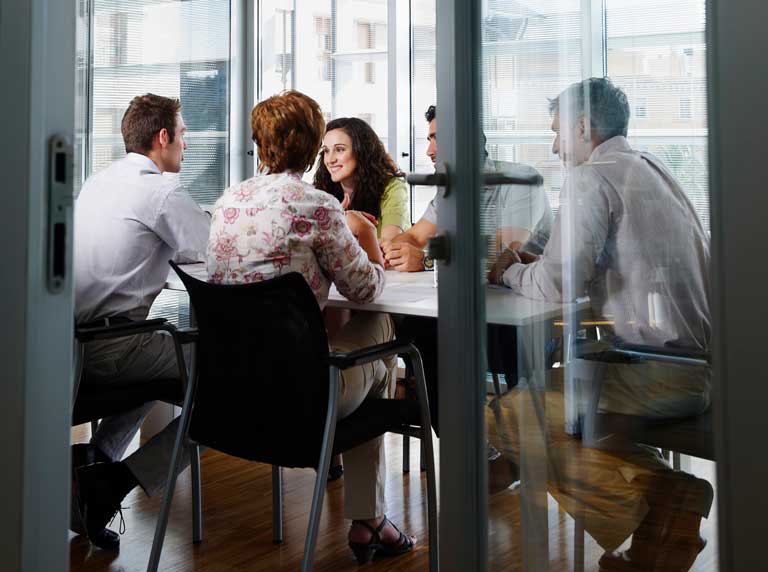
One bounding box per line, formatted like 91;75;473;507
358;229;385;266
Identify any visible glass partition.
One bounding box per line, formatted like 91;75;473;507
433;0;718;570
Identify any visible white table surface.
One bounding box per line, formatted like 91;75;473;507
167;263;588;327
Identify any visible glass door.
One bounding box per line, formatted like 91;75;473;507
435;1;720;570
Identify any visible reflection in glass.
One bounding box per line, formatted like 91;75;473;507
478;2;716;571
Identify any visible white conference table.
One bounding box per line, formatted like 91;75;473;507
166;263;588;328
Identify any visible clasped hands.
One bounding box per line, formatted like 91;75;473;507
487;248;540;286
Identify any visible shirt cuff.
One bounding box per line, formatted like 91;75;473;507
501;263;524;291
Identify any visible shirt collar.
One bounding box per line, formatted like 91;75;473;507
125;152;162;175
588;135;632;163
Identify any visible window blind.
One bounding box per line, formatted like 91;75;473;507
87;0;231;206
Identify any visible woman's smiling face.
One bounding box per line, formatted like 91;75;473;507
321;128;357;186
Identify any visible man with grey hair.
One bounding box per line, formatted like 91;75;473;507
489;78;713;571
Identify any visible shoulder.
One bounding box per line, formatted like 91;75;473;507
383;177;407;195
381;177;407;205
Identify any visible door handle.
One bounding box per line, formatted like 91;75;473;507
483;168;543;187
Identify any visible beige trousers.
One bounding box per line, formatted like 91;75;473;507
330;311;397;520
496;365;711;551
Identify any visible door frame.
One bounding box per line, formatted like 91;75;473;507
0;0;76;570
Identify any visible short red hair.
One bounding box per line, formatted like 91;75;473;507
251;91;325;174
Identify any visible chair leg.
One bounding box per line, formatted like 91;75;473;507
146;421;189;571
403;434;410;473
147;353;197;572
90;420;99;436
422;421;439;572
191;444;203;544
574;511;585;572
420;438;427;472
301;367;340;572
272;465;283;544
407;345;439;572
673;451;681;470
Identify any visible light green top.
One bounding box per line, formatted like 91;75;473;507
377;178;410;237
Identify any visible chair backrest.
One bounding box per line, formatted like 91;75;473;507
170;262;332;468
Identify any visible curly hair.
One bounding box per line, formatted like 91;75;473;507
251;90;325;174
313;117;404;219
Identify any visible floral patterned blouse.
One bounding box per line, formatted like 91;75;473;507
207;172;385;309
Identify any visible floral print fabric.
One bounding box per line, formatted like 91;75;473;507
207;172;384;308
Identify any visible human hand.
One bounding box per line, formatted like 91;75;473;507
382;241;425;272
487;248;521;285
517;250;541;264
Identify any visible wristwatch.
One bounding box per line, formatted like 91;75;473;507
421;252;435;271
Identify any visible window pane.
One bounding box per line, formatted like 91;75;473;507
87;0;231;205
606;0;709;231
411;0;436;221
259;0;388;161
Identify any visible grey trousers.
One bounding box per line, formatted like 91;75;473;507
81;331;190;497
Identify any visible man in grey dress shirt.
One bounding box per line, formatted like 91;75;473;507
490;78;713;571
73;94;210;548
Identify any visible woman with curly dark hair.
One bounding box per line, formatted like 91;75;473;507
314;117;409;241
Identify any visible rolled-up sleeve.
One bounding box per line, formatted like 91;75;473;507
315;203;385;304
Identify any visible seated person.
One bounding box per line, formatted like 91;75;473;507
206;90;415;563
313;117;411;479
381;104;553;436
488;78;713;571
73;94;211;548
314;116;410;242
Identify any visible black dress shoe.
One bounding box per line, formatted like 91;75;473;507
72;443;110;469
76;463;128;547
328;464;344;481
89;528;121;551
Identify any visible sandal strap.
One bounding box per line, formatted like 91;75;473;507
380;516;413;550
352;519;384;545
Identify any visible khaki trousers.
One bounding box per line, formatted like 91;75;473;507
496;365;711;551
330;312;397;520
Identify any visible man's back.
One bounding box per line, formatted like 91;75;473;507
504;136;710;352
75;152;209;323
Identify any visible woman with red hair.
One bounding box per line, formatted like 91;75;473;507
206;90;415;563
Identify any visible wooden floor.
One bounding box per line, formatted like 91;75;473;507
69;422;719;572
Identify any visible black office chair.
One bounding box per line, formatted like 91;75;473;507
579;341;713;462
147;262;438;572
72;317;203;543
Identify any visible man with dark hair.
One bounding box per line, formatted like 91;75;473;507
384;104;552;271
73;93;210;549
382;105;552;443
490;78;713;571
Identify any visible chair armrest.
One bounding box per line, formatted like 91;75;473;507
76;318;172;342
328;339;414;370
175;327;199;344
610;341;710;367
